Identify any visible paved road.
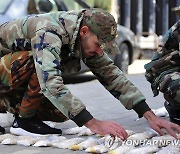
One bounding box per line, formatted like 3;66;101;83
0;71;167;154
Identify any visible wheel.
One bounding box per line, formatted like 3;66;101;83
114;43;129;74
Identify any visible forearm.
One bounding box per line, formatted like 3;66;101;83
72;109;93;127
133;101;151;118
84;118;97;128
85;53;146;110
143;110;157;120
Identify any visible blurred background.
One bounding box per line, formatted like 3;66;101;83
0;0;179;83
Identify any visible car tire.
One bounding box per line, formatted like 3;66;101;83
114;43;129;74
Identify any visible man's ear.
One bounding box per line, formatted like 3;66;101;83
79;26;90;38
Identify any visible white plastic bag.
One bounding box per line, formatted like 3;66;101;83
152;107;169;117
33;135;66;147
77;127;95;136
155;145;180;154
0;134;16;142
0;112;14;127
17;136;42;146
1;136;18;145
127;145;159;154
127;128;157;141
63;127;84;135
69;137;99;150
85;144;109;153
52;137;84;149
109;145;134;154
126;130;135;137
63;126;94;136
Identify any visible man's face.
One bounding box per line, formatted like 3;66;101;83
80;27;103;58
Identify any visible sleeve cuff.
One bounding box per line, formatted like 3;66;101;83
133;101;151;118
71;109;93;127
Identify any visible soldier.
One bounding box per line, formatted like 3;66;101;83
145;20;180;126
0;8;179;139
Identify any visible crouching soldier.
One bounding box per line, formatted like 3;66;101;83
145;20;180;125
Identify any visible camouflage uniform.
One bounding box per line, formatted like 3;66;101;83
145;20;180;125
0;8;150;126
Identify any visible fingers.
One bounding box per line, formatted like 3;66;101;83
117;129;128;140
160;121;180;139
110;123;128;140
169;123;180;139
92;120;128;140
110;132;124;140
172;123;180;133
156;120;180;139
153;126;165;136
113;131;125;140
165;123;177;138
166;127;178;139
113;122;128;138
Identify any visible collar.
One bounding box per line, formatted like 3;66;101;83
73;37;83;58
69;10;85;59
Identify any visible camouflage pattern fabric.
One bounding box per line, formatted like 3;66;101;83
160;72;180;110
0;51;35;115
82;8;119;54
144;20;180;110
0;51;67;122
84;53;146;109
0;9;146;120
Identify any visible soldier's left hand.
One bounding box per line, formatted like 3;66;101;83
144;110;180;139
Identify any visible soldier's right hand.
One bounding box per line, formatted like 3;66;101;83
84;118;128;140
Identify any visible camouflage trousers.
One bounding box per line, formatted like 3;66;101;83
159;72;180;110
0;51;67;122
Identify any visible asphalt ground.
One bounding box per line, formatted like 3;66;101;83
0;59;168;154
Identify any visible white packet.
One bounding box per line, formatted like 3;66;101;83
33;135;66;147
1;136;19;145
69;137;99;150
63;126;85;135
155;145;180;154
52;137;84;149
109;145;134;154
77;127;95;136
126;130;135;137
0;134;16;142
152;107;169;117
0;112;14;127
85;144;109;153
127;145;159;154
128;128;157;141
17;136;43;146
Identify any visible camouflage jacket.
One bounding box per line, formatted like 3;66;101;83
0;10;149;126
144;20;180;97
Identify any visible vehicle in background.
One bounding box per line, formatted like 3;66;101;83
0;0;141;74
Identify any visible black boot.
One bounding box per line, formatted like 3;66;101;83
10;114;62;137
0;125;5;134
164;101;180;125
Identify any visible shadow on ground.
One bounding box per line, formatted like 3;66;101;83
63;73;97;84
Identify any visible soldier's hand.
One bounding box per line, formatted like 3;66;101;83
84;118;128;140
144;110;180;139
